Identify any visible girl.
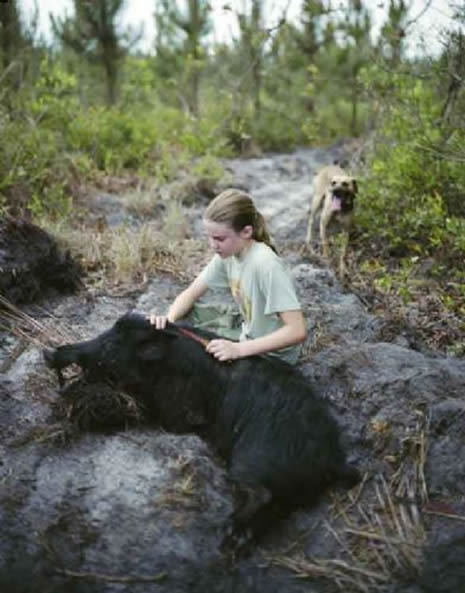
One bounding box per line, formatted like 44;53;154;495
150;188;307;364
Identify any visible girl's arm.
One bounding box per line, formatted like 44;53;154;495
150;275;208;328
167;275;208;321
206;310;307;361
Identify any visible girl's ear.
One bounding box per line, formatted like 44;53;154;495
240;225;253;239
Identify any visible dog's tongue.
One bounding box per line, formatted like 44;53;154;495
331;196;342;211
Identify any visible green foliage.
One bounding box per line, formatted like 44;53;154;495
0;59;77;218
192;153;225;182
253;108;302;151
68;107;157;172
31;57;79;126
356;63;465;311
0;56;233;219
120;57;158;106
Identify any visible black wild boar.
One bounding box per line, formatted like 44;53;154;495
44;311;359;551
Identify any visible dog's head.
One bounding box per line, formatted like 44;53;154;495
329;175;357;213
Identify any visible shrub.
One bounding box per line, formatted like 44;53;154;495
358;67;465;264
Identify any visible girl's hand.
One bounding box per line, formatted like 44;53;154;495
148;314;168;329
206;339;242;362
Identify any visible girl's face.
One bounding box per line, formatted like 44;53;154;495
203;219;253;258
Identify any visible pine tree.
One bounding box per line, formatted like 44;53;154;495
51;0;140;104
379;0;410;64
155;0;211;115
337;0;372;134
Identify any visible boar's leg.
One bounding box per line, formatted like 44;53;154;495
221;480;272;556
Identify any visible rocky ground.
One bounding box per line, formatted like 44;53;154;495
1;144;465;593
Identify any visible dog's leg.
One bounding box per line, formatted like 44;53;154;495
320;208;332;260
338;216;352;278
338;232;349;277
306;191;323;250
306;210;315;248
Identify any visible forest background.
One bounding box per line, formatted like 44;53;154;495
0;0;464;355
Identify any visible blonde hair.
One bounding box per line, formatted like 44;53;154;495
204;188;277;253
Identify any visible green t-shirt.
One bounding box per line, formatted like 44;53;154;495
198;242;303;364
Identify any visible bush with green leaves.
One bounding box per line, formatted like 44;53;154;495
0;57;232;219
0;59;77;218
358;66;465;267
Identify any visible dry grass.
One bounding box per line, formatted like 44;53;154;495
389;410;429;507
299;319;340;360
52;380;146;438
162;199;190;241
43;222;190;287
9;422;71;447
269;479;425;592
123;181;161;217
109;223;190;283
0;295;80;349
154;453;205;530
157;453;202;511
267;415;430;592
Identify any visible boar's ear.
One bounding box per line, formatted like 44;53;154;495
137;329;178;361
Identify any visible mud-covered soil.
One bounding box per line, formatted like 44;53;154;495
1;142;465;593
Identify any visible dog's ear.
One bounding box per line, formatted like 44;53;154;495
351;179;358;195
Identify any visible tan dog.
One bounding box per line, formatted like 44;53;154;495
306;164;357;276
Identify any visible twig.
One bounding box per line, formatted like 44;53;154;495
325;520;359;567
345;528;423;548
327;558;390;583
423;510;465;522
381;473;405;540
55;568;167;583
374;511;402;569
332;471;369;521
405;0;434;30
0;294;79;345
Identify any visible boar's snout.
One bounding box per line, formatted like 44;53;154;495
43;348;57;369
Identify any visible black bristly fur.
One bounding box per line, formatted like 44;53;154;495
44;311;360;553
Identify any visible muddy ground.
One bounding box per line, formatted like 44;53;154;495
1;144;465;593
